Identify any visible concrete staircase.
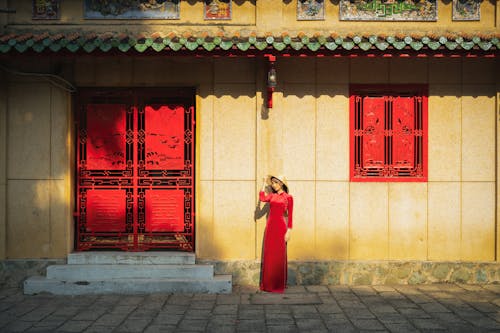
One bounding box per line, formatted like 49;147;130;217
24;252;232;295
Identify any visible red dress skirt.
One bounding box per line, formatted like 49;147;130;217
259;191;294;293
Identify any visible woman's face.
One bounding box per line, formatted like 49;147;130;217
271;178;283;192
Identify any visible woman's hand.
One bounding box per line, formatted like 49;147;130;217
284;229;291;242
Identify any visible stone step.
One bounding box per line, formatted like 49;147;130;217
47;264;214;281
68;251;195;265
24;275;232;295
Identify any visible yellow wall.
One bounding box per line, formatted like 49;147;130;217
0;70;6;260
0;0;499;260
2;58;72;259
256;56;498;262
3;0;498;34
2;56;498;261
5;55;496;261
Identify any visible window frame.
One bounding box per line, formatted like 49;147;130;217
349;84;428;182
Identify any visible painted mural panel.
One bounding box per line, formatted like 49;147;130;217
204;0;232;20
145;190;185;232
84;0;180;19
32;0;60;19
144;105;185;170
86;104;126;170
452;0;480;21
297;0;325;20
340;0;437;21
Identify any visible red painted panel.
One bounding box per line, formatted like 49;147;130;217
392;97;415;169
145;190;185;232
362;97;385;169
86;190;126;232
86;104;126;170
145;105;185;170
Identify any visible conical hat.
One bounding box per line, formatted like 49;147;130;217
266;174;289;191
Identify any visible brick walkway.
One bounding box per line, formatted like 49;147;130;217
1;284;500;332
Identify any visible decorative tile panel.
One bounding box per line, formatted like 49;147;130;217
83;0;180;19
452;0;480;21
340;0;437;21
297;0;325;20
204;0;232;20
32;0;60;20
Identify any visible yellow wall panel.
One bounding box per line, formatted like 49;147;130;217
198;85;215;182
254;188;266;260
428;86;461;181
214;58;256;84
389;58;428;84
212;181;255;259
349;183;389;260
49;180;68;257
7;180;51;258
135;57;214;86
279;58;315;84
350;58;389;84
389;183;427;260
74;58;96;86
196;181;215;259
133;57;172;86
95;58;133;87
50;88;70;180
0;80;5;259
0;184;5;260
462;58;498;85
498;91;500;261
429;58;461;84
461;182;495;261
8;83;51;179
170;58;213;85
0;78;6;185
256;0;282;30
257;63;286;180
281;84;316;181
316;85;349;181
213;84;256;180
317;58;349;84
461;86;495;181
315;182;349;260
287;181;316;260
428;182;461;260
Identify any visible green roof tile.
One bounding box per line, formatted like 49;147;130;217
0;31;497;55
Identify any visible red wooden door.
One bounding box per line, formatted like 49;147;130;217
76;89;195;251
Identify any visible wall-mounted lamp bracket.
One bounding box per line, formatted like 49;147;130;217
265;54;277;109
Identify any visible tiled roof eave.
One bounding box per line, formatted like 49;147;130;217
0;32;498;55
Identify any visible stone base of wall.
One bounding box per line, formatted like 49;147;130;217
0;259;65;288
2;259;499;288
198;260;500;286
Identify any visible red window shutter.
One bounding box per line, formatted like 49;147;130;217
392;96;415;170
362;96;386;171
350;85;427;182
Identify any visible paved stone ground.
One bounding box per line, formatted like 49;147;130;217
1;284;500;332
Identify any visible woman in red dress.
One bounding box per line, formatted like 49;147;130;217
259;175;294;293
